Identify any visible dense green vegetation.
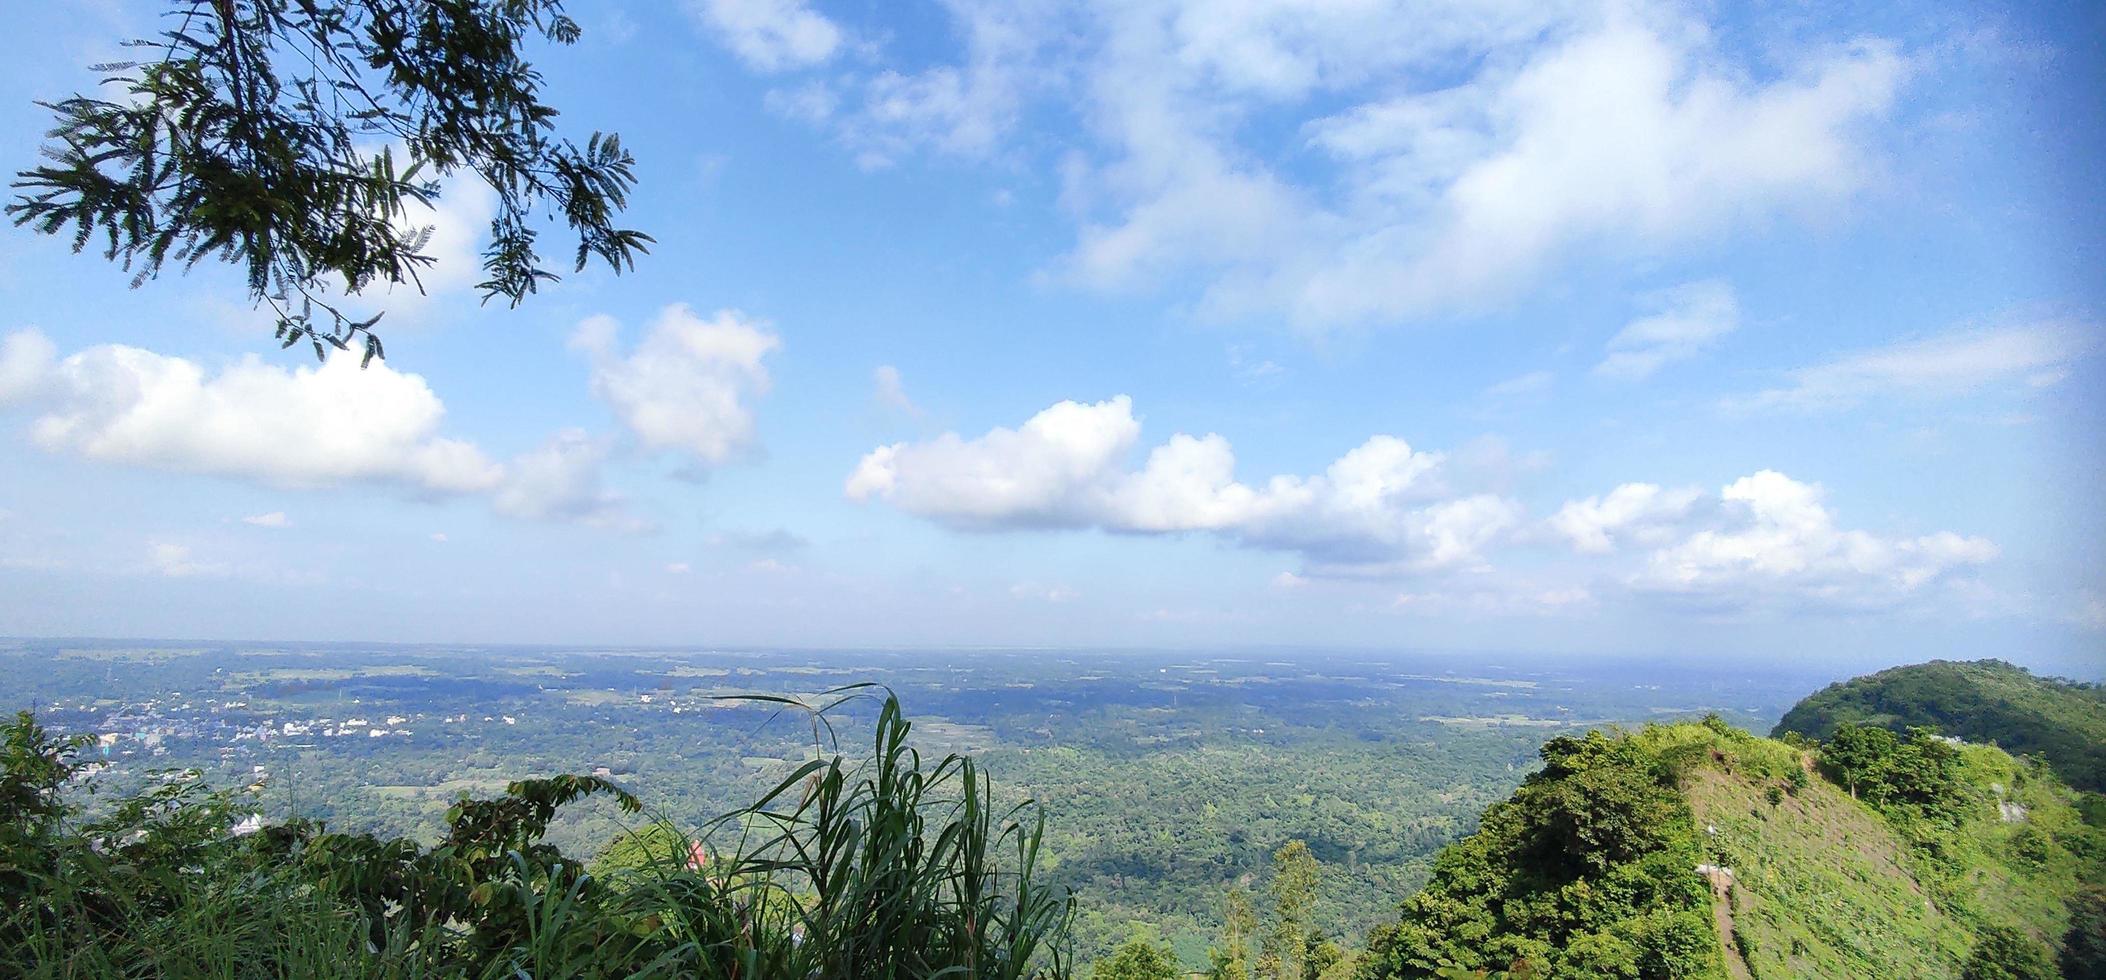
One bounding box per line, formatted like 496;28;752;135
1774;659;2106;793
9;646;2102;977
1;693;1073;978
1354;715;2103;979
1356;724;1727;979
16;642;1784;963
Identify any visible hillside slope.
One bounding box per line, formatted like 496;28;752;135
1357;719;2102;979
1773;659;2106;793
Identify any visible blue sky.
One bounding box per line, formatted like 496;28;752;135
0;0;2100;674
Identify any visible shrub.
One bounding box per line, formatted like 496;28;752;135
1960;924;2057;980
0;692;1074;979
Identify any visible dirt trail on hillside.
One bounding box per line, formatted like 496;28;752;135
1708;870;1753;980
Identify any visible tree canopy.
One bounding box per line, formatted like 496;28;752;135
9;0;650;364
1774;659;2106;793
1092;933;1182;980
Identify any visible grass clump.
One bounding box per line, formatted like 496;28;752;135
0;689;1073;978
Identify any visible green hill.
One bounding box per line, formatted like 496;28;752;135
1773;659;2106;793
1356;717;2103;979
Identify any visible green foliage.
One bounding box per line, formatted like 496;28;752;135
0;693;1073;978
1641;716;2100;980
4;641;1690;962
1355;713;2104;980
9;0;651;361
1210;884;1259;980
1774;659;2106;793
588;819;694;879
1094;933;1182;980
2063;889;2106;980
0;711;92;901
1816;723;1969;822
1264;840;1324;980
1959;924;2058;980
1356;726;1724;980
2080;793;2106;828
726;690;1075;977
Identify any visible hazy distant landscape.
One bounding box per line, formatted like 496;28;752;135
2;0;2100;975
5;638;1833;958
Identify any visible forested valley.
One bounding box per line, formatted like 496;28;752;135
3;642;2100;977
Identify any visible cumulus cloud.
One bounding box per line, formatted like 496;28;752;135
1549;482;1704;553
1594;280;1740;380
574;305;779;468
0;330;55;400
0;329;500;494
707;527;809;552
0;331;647;531
759;1;1910;329
1557;470;1997;610
207;175;499;331
688;0;843;71
765;0;1046;168
1726;317;2096;411
491;429;647;532
1224;23;1903;326
384;177;499;304
146;542;225;578
873;364;923;417
847;395;1520;573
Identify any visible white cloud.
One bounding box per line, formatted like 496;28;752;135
1345;29;1892;322
0;331;651;532
665;561;693;575
0;330;55;400
1727;317;2096;411
1227;344;1286;383
1234;24;1904;326
1594;279;1739;380
228;175;498;330
688;0;842;71
146;542;225;578
707;527;810;552
873;364;924;417
1559;470;1997;610
491;429;647;532
429;532;449;543
847;395;1520;573
241;511;290;528
1390;583;1595;616
385;177;499;304
1549;482;1703;553
1482;369;1554;400
771;2;1910;330
773;0;1049;168
0;330;501;494
574;305;778;468
1010;582;1079;602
